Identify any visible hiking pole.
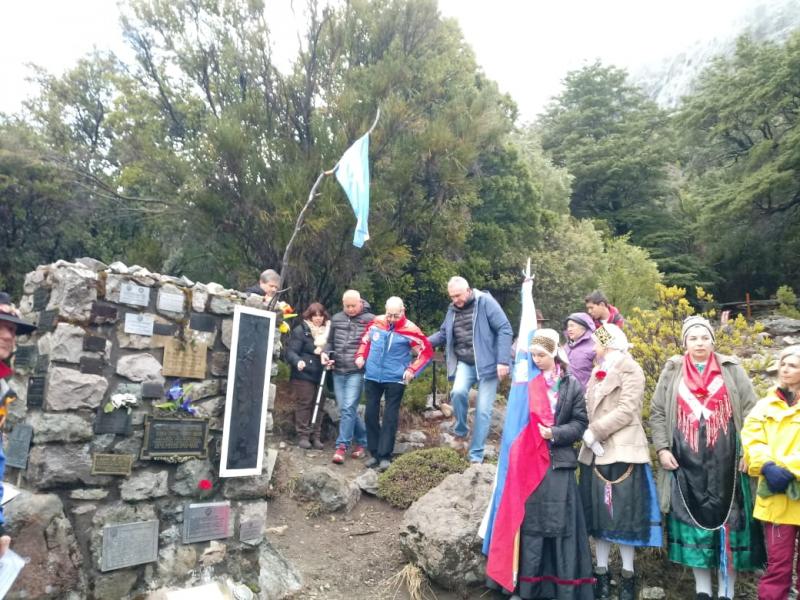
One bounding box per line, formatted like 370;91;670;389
310;356;333;427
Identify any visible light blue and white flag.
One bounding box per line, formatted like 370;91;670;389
335;132;370;248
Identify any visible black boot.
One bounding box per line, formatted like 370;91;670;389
618;569;635;600
593;567;611;600
695;594;712;600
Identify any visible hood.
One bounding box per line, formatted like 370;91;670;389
565;312;596;334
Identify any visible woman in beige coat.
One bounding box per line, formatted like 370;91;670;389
578;323;661;600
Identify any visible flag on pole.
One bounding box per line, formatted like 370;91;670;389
479;270;551;592
334;132;370;248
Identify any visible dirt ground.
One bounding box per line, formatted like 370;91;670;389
268;386;759;600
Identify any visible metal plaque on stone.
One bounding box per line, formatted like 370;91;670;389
26;376;46;408
157;291;185;313
94;404;133;435
91;453;135;476
119;282;150;307
141;382;164;399
239;517;265;543
220;306;276;477
153;323;178;336
32;287;50;311
12;345;37;372
141;416;210;459
37;310;58;332
123;313;155;336
90;302;119;324
79;356;105;375
162;338;207;380
35;354;49;375
182;501;231;544
5;424;34;469
189;313;217;333
100;520;159;572
83;335;107;353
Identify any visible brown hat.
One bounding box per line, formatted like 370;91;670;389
0;292;36;335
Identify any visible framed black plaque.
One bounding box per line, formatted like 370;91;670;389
79;356;105;375
95;405;133;435
5;424;34;469
83;335;106;353
100;520;159;572
91;453;135;475
189;313;216;333
13;345;37;372
219;306;276;477
152;323;178;336
26;376;46;408
37;310;58;332
141;416;210;459
32;287;50;311
182;501;231;544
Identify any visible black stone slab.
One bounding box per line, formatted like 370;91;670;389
5;423;34;469
141;417;209;459
37;310;58;332
26;376;46;408
90;302;119;324
152;323;178;336
34;354;49;375
141;382;164;399
83;335;106;353
100;520;159;572
32;287;50;311
94;404;133;436
12;345;37;371
79;356;105;375
189;313;216;333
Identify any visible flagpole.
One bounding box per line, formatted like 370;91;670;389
278;108;381;291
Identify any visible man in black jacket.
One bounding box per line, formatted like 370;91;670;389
322;290;375;464
244;269;280;303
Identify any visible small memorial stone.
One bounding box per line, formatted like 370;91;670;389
90;302;119;324
157;291;185;313
26;376;46;408
79;356;105;375
100;520;159;572
32;287;50;311
5;424;34;469
37;310;58;332
94;405;132;435
182;501;231;544
34;354;49;375
119;282;150;307
189;313;216;333
83;335;107;353
152;322;178;336
123;313;155;336
141;382;164;399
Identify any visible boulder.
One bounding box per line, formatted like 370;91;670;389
760;316;800;336
26;411;93;443
26;443;110;489
46;366;108;411
191;283;209;312
116;353;164;384
355;469;379;496
171;459;214;496
49;323;86;364
120;470;169;501
222;449;277;499
294;466;361;513
258;540;303;599
399;463;495;590
46;263;97;320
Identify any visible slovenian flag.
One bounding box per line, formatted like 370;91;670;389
334;132;370;248
479;275;551;592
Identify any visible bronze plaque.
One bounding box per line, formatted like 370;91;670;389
162;338;207;380
91;453;135;476
141;416;209;459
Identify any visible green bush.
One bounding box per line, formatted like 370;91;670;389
402;363;449;413
776;285;800;319
377;447;469;509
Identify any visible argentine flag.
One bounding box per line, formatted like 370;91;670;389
334;132;370;248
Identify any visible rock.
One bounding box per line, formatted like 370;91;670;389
93;571;138;599
355;469;379;495
266;525;288;535
258;540;303;599
108;261;129;273
238;500;268;545
156;284;186;318
70;488;110;501
399;463;495;589
199;540;227;566
393;442;424;455
46;366;108;411
221;319;233;349
294;466;361;513
399;430;427;444
23;267;47;294
641;587;666;599
209;294;236;315
120;470;169;501
27;412;93;443
171;459;214;496
156;543;197;583
75;257;108;272
490;403;506;435
49;323;86;363
423;410;444;420
47;263;97;320
223;449;278;499
760;316;800;336
72;503;97;515
210;351;229;376
116;353;164;384
26;443;110;489
192;283;209;312
268;383;276;410
439;403;454;418
189;379;220;400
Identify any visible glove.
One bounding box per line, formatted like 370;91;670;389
582;430;605;457
762;462;795;493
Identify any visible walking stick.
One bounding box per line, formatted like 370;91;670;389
310;366;329;428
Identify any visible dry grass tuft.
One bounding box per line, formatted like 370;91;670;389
383;563;436;600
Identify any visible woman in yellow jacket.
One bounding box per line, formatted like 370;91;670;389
742;345;800;600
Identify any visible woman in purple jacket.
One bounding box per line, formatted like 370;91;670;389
564;313;596;390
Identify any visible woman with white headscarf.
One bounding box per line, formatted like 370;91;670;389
650;316;763;600
578;323;661;600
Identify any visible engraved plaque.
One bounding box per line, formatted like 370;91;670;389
83;335;106;353
157;291;185;313
26;376;46;408
79;356;105;375
162;339;207;379
153;323;178;336
141;382;164;399
183;502;231;544
35;355;49;375
37;310;58;332
189;313;216;333
92;453;135;475
94;405;132;435
90;302;119;324
141;417;209;459
239;518;265;543
100;520;159;571
12;345;37;372
5;424;34;469
32;287;50;311
119;282;150;307
124;313;154;336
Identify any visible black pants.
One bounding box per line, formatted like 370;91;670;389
364;379;405;461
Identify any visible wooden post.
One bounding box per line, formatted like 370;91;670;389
745;292;752;319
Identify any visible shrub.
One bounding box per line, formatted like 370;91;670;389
377;447;469;509
776;285;800;319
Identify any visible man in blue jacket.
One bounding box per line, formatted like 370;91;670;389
429;277;512;463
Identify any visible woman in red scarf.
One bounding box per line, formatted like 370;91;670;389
650;316;763;600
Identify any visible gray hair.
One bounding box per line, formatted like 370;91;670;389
385;296;405;311
447;276;469;291
779;345;800;363
342;289;361;301
259;269;280;284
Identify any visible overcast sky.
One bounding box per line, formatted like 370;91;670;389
0;0;755;120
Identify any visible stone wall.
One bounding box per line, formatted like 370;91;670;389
3;259;285;599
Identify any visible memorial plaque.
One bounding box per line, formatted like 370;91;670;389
35;354;49;375
83;335;107;353
100;520;159;572
5;424;34;469
12;345;37;372
26;376;46;408
153;323;178;336
32;287;50;311
141;416;209;459
90;302;119;323
239;518;265;543
158;291;185;313
189;313;216;333
182;501;231;544
37;310;58;332
124;313;155;336
79;356;105;375
119;282;150;307
162;339;207;380
94;404;132;435
91;453;135;475
220;306;276;477
141;382;164;399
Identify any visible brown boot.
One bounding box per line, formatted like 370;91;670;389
298;437;311;449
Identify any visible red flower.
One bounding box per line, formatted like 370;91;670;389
198;479;213;491
595;370;607;381
695;388;709;400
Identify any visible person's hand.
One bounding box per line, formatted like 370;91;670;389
297;360;306;371
403;369;414;384
658;449;679;471
537;423;553;440
762;462;795;493
0;535;10;558
497;364;510;380
321;352;333;366
739;457;748;473
355;356;365;369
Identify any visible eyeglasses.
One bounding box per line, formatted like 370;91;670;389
386;312;403;318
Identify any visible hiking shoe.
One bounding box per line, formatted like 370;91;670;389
331;444;346;464
377;459;391;472
311;438;324;450
351;445;366;459
364;457;379;468
298;437;311;450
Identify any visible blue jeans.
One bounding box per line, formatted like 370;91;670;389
333;372;368;448
451;361;498;462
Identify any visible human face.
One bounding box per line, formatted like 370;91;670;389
261;279;279;298
593;340;609;359
531;348;555;372
685;327;714;362
448;285;471;309
342;296;361;317
779;354;800;392
310;313;325;327
566;320;587;341
585;302;608;320
0;321;16;362
385;308;404;324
